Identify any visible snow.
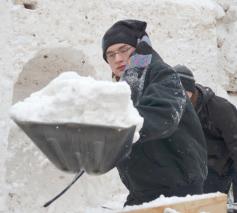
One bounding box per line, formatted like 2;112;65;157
164;208;181;213
81;192;224;212
1;0;237;212
121;192;223;212
10;71;143;142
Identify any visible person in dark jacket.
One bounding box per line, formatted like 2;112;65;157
174;64;237;202
102;20;207;206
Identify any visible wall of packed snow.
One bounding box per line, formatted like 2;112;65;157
1;0;237;212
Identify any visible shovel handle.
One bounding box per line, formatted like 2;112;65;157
43;170;85;207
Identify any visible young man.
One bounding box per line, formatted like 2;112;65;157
174;64;237;202
102;20;207;206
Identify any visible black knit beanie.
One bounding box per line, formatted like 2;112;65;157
102;19;147;62
173;65;196;93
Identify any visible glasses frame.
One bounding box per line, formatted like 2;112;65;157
106;45;133;62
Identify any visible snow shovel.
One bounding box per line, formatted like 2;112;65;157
13;119;136;207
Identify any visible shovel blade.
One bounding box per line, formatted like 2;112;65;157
14;120;135;174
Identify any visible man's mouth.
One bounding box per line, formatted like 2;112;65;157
117;65;126;71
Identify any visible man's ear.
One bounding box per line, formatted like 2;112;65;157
186;91;193;98
135;41;152;55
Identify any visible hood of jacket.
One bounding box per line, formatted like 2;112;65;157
195;84;215;114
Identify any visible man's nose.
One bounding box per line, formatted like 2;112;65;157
114;53;123;62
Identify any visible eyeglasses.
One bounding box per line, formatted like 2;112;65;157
106;46;133;62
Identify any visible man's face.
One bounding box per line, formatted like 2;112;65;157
106;43;135;79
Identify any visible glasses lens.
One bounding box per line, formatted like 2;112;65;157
106;46;132;61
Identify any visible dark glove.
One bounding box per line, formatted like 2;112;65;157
120;67;144;104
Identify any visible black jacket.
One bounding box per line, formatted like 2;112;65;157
117;50;207;203
195;84;237;176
